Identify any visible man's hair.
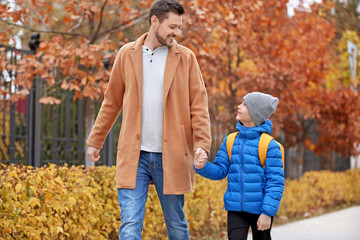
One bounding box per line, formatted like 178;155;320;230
148;0;185;25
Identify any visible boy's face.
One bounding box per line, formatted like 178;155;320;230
236;101;256;127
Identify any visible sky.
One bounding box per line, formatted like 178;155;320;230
287;0;323;17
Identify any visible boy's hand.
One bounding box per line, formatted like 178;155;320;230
194;147;208;169
257;214;271;231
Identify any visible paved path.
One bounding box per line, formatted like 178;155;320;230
248;206;360;240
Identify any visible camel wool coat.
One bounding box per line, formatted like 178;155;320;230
86;33;211;194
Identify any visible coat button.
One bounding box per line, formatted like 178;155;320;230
136;134;140;140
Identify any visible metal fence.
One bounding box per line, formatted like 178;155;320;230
0;35;243;169
0;34;119;167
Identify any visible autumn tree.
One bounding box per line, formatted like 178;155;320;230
320;0;360;90
0;0;153;166
327;0;360;39
182;0;360;177
1;0;359;175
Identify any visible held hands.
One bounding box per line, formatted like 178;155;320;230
194;147;208;169
257;214;271;231
87;146;101;162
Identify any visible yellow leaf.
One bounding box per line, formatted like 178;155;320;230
54;177;63;185
56;226;64;234
30;186;37;194
45;192;52;201
15;183;22;193
28;197;40;208
2;227;11;234
88;75;95;83
6;170;18;180
68;197;76;205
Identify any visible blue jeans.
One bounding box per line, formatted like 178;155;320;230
117;151;189;240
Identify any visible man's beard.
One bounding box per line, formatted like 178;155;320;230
155;29;172;47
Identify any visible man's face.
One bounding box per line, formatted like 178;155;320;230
153;12;182;47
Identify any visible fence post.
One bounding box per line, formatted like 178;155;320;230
103;56;114;167
104;130;113;166
27;79;35;166
9;97;16;162
64;90;71;161
28;33;41;167
78;99;84;164
33;74;42;167
85;98;95;168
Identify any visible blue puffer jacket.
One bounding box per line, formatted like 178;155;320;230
195;120;284;217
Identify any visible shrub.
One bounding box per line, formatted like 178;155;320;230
0;164;120;240
277;169;360;219
1;164;359;239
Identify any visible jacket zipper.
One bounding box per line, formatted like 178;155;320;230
240;130;247;212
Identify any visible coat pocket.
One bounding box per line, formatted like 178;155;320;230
180;124;189;156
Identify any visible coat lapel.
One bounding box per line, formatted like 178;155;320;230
163;41;180;99
129;34;180;102
129;34;147;106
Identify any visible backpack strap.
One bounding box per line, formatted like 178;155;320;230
278;141;285;169
226;132;238;161
227;132;284;169
259;133;285;169
259;133;273;168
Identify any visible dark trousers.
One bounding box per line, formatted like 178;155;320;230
227;211;273;240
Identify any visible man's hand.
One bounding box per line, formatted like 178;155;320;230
87;146;101;162
194;147;208;169
257;214;271;231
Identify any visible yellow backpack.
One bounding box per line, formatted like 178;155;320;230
226;132;285;169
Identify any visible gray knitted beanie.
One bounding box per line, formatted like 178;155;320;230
243;92;279;126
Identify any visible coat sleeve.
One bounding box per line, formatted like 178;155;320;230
188;51;212;154
194;137;230;180
261;140;285;217
86;49;125;149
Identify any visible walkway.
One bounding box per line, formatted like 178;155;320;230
248;206;360;240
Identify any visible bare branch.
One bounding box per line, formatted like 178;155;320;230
68;13;85;33
26;5;50;31
0;18;87;38
91;0;109;43
97;11;148;39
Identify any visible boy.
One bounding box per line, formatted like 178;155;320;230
194;92;284;240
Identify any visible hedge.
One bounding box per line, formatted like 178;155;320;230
1;163;359;239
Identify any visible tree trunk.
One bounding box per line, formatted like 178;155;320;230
297;142;305;178
286;142;305;179
84;98;95;168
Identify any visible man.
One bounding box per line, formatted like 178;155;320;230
86;0;211;239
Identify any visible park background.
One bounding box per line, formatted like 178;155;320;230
1;0;360;239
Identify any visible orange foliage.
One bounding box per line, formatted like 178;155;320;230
182;0;360;159
1;0;359;162
0;0;153;102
